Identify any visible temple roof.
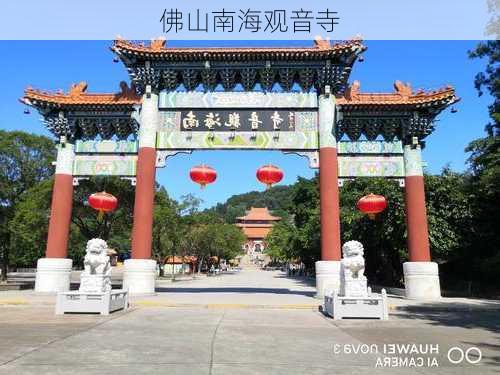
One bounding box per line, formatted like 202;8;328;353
21;39;458;139
112;37;366;62
111;37;365;94
21;81;140;110
337;80;459;108
236;207;281;222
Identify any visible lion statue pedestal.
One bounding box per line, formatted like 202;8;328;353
55;239;128;315
324;241;388;320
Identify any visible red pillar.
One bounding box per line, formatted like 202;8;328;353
45;174;74;258
131;147;156;259
404;144;431;262
319;148;342;261
318;94;341;261
405;175;431;262
130;90;158;260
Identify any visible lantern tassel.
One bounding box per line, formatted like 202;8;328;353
97;210;104;222
368;213;376;220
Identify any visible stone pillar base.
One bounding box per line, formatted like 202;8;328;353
35;258;72;293
123;259;157;295
403;262;441;300
315;261;341;299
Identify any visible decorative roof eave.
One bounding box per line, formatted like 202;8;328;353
112;37;366;63
112;37;365;94
337;80;460;111
237;217;281;222
236;207;282;221
235;223;274;228
335;81;460;143
21;81;141;112
21;82;140;141
242;227;273;239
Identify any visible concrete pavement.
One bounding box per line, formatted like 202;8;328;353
0;266;499;374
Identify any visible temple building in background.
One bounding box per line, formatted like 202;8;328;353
235;207;281;255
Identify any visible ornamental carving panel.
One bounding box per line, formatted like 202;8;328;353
338;156;404;178
156;129;319;150
337;141;403;154
73;155;137;176
158;92;318;109
75;140;138;154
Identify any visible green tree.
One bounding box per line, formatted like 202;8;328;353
424;168;473;262
0;131;55;280
214;224;245;261
272;172;474;286
177;221;244;274
179;193;203;216
290;176;321;270
464;41;500;285
266;220;298;262
8;176;138;268
184;224;211;273
152;187;181;266
9;180;53;266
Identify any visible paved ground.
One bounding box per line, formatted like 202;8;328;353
0;264;499;374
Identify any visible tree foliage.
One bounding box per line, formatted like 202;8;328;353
0;131;56;279
175;209;245;271
461;41;500;284
266;220;298;262
266;171;478;287
6;171;244;272
9;179;53;266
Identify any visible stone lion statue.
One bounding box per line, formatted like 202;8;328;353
83;238;111;276
341;240;365;279
340;240;367;297
79;238;111;293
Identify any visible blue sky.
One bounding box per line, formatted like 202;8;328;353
0;41;492;208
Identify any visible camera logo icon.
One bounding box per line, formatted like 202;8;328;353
447;347;482;364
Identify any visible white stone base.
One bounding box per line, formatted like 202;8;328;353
79;274;111;294
315;261;341;299
324;289;388;320
55;290;128;315
123;259;157;295
403;262;441;300
340;275;368;298
35;258;72;293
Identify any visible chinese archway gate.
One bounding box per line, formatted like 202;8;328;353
22;37;458;299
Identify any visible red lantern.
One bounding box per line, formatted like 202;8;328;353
357;193;387;220
88;191;118;221
256;164;283;189
190;164;217;189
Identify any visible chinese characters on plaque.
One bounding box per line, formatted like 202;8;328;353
179;110;302;132
160;8;340;34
